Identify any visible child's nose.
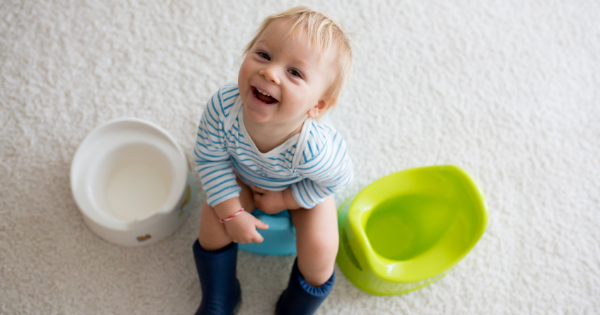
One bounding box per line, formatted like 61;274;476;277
259;68;281;85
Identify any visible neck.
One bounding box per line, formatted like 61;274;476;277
243;112;306;153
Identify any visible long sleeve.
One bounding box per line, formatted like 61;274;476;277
291;125;354;209
193;85;241;207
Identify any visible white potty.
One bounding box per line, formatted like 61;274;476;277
71;118;196;247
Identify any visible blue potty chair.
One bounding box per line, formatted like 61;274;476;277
238;209;297;256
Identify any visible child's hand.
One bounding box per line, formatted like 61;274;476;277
251;185;287;215
224;210;269;244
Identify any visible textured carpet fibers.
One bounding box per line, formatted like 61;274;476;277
1;0;599;314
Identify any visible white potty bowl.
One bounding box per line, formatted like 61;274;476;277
71;118;195;247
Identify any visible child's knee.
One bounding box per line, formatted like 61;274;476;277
320;235;339;259
198;201;232;250
300;233;339;264
297;235;338;287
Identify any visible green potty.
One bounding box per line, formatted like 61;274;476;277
337;165;488;295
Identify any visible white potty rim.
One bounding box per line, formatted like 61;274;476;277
70;118;188;231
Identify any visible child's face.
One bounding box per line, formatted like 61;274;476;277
238;18;337;127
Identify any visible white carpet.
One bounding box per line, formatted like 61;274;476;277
1;0;599;314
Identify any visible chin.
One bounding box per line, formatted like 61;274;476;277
243;103;271;124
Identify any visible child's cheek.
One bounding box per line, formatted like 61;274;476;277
238;62;251;91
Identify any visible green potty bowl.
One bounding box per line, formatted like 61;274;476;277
336;165;488;295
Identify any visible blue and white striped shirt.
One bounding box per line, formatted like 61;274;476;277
193;84;353;209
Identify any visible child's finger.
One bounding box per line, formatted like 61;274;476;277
254;218;269;230
253;232;264;243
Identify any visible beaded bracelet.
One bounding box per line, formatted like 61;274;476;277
219;209;244;223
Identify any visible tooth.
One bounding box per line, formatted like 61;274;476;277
257;88;271;97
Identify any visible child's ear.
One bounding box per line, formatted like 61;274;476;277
308;96;337;118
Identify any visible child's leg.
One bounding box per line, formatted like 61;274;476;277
198;201;232;250
275;196;338;315
289;195;339;286
194;176;255;314
198;176;256;251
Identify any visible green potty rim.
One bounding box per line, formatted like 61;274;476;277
339;165;488;287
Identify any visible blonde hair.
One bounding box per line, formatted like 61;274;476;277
243;6;353;107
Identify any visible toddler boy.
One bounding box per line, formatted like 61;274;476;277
192;6;353;315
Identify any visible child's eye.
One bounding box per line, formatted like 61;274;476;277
257;52;270;60
288;69;302;78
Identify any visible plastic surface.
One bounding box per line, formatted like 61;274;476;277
336;165;488;295
71;118;194;247
193;240;241;315
238;209;297;256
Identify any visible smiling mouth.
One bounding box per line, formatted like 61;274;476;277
252;86;278;104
